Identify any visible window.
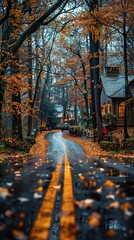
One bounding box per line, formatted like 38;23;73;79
107;102;111;113
118;102;125;117
101;104;106;116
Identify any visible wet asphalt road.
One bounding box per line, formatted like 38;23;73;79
0;131;134;240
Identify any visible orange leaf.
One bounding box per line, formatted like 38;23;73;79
105;201;119;209
79;175;86;181
74;198;94;208
88;212;102;228
36;186;43;193
104;180;115;187
120;202;133;211
105;229;117;237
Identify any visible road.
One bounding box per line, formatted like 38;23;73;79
0;131;134;240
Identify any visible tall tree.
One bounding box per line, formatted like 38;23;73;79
0;0;69;130
84;0;103;142
87;0;134;139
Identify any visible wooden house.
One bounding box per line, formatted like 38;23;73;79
100;67;134;127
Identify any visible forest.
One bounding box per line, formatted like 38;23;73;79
0;0;134;146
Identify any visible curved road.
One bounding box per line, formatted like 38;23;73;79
0;131;134;240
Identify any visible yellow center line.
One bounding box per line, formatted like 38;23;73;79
28;133;77;240
28;152;63;240
53;135;77;240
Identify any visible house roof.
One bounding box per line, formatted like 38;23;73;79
101;75;134;98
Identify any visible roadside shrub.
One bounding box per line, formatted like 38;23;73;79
103;113;118;130
0;141;5;152
123;137;134;149
69;126;83;136
5;139;32;152
100;140;120;151
25;136;35;144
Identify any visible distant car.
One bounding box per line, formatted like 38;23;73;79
61;123;70;131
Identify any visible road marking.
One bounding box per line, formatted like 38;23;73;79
60;150;77;240
53;134;77;240
28;155;63;240
29;133;77;240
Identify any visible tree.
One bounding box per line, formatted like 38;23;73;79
81;0;103;142
53;48;91;123
87;0;134;139
0;0;69;139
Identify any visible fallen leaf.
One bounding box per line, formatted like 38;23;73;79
53;185;61;190
93;186;103;193
89;180;96;187
5;210;15;218
105;229;117;237
18;221;24;229
98;168;105;171
36;186;43;193
104;180;115;187
74;198;94;208
0;224;6;231
12;229;27;240
124;210;133;217
19;213;26;218
6;182;13;187
34;192;42;199
88;212;102;228
79;175;86;181
119;193;126;198
18;197;29;203
38;179;43;185
120;202;133;211
0;187;11;198
105;201;119;209
106;194;115;200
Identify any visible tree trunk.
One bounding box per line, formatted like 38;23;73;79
74;87;78;125
90;36;96;129
0;18;11;124
27;36;33;136
93;45;103;142
123;21;129;139
84;93;90;119
90;0;103;142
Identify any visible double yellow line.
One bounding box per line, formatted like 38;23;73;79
28;134;77;240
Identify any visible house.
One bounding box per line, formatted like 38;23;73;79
101;67;134;127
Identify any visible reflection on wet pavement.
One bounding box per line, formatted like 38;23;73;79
69;146;134;240
0;132;134;240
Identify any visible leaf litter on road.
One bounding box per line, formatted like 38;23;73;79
88;212;102;228
0;186;11;198
74;198;94;208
